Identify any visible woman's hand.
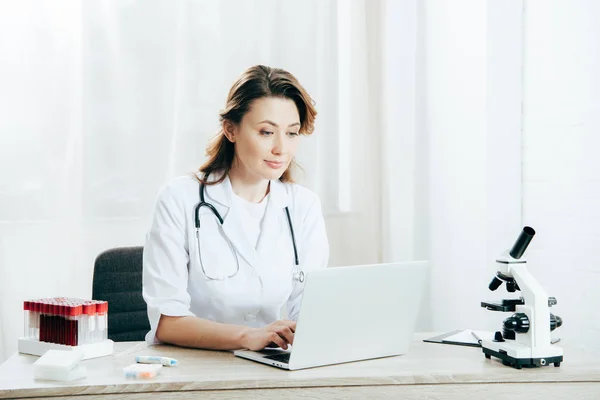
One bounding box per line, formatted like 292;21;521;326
240;320;296;350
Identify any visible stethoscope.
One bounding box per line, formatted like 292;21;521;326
195;175;304;283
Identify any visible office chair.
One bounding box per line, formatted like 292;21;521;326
92;246;150;342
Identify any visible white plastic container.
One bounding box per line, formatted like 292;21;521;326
33;349;87;382
18;337;114;360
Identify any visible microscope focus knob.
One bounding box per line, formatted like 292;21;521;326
503;312;530;333
550;314;563;331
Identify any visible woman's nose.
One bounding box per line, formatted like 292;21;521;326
272;133;285;154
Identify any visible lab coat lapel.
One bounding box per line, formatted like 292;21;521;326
202;173;232;209
202;174;260;269
221;206;260;270
256;180;291;262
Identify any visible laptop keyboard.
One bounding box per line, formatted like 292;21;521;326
264;352;291;364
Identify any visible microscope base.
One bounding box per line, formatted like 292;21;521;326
482;347;563;369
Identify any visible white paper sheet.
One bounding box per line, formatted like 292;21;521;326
443;329;495;345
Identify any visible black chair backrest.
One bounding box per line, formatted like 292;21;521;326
92;246;150;342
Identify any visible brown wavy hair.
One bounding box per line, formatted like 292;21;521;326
197;65;317;185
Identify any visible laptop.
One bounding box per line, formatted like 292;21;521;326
234;261;428;370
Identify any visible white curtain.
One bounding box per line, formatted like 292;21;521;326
0;0;417;362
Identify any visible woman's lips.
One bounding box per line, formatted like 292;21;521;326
265;160;285;169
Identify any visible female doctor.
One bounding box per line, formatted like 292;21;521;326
142;65;329;351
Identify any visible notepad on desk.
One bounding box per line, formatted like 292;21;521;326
423;329;495;347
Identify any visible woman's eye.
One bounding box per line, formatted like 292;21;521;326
260;131;274;136
288;132;299;136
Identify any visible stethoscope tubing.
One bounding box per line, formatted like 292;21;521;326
195;175;302;282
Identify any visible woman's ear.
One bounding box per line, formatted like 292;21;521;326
222;120;237;143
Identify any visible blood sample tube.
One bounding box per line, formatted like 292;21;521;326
49;301;56;344
23;301;30;339
32;300;40;341
89;301;97;343
39;300;47;343
59;303;66;345
97;301;108;341
81;303;88;345
53;300;59;344
69;304;82;346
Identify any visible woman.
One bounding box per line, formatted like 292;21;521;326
142;65;329;351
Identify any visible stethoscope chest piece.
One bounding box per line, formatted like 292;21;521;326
292;267;304;283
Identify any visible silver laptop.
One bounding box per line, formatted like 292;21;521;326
234;261;428;370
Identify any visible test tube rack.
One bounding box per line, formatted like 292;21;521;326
18;297;113;360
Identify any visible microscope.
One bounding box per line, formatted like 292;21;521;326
480;226;563;369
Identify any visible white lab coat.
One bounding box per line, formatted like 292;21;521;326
142;173;329;344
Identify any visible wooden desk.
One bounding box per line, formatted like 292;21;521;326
1;334;599;399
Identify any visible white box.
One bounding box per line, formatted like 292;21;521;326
33;349;87;381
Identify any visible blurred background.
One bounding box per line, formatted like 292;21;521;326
1;0;599;363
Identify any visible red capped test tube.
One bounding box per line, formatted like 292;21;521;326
23;301;30;339
58;303;66;345
39;300;47;342
68;304;82;346
31;300;40;341
82;302;96;344
97;301;108;341
49;300;56;344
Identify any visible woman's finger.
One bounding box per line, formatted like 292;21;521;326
275;320;297;332
269;332;287;349
275;326;294;345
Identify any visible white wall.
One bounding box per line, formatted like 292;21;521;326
424;0;600;352
423;0;523;334
0;0;392;363
0;2;87;364
522;1;600;352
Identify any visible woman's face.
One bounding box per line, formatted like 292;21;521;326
226;97;301;181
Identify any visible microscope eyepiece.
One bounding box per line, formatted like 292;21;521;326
509;226;536;259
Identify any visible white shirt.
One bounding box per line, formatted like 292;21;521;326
142;173;329;344
232;192;268;249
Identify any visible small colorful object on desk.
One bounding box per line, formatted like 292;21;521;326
123;363;163;379
136;355;179;367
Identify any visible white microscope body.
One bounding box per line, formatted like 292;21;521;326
480;227;563;369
